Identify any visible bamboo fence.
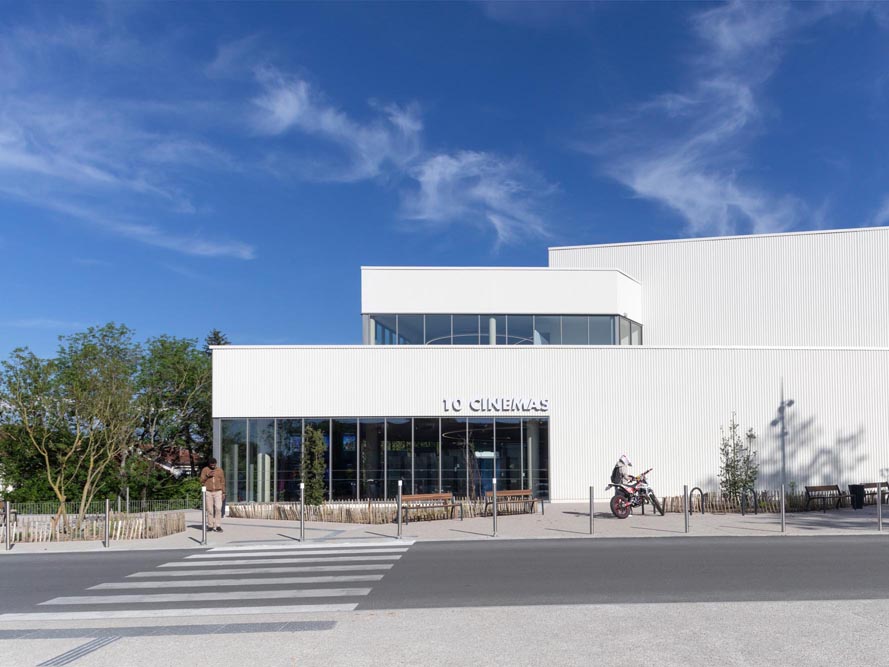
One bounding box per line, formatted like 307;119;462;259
0;511;185;544
660;490;847;514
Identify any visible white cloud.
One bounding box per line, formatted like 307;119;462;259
588;1;807;236
873;197;889;227
403;151;550;244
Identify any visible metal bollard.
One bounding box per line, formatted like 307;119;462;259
5;500;11;551
589;486;594;535
397;480;403;540
104;498;110;548
780;484;786;534
300;482;305;542
683;485;689;534
126;486;130;514
878;479;883;533
492;478;498;538
201;487;207;546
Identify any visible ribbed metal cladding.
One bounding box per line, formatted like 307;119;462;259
214;346;889;500
548;228;889;348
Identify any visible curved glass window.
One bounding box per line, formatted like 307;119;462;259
452;315;480;345
424;315;452;345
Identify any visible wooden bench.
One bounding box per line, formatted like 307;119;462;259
483;489;537;516
400;493;462;524
805;485;849;512
861;482;889;505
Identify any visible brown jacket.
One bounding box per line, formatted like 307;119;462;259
201;466;226;493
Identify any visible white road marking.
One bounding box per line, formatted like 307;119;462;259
128;564;394;577
0;603;358;621
91;575;384;589
187;547;409;559
208;539;413;552
160;555;402;567
40;588;372;605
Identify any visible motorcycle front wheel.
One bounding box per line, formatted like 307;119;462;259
648;491;665;516
610;495;631;519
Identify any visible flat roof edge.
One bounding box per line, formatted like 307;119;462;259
210;345;889;352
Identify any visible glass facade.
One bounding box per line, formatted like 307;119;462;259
366;314;641;346
217;417;550;502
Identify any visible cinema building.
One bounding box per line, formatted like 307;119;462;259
212;226;889;502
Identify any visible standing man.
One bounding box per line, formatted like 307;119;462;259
200;457;226;532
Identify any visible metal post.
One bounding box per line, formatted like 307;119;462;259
780;484;786;534
397;480;403;540
117;496;121;513
125;486;130;514
201;487;207;546
492;478;498;537
104;498;110;548
4;501;11;551
683;485;689;534
878;479;883;533
589;486;594;535
299;482;305;542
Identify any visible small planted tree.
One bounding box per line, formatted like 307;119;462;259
301;426;327;505
718;413;759;501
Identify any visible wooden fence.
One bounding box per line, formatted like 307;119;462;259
660;490;827;514
0;511;185;543
228;499;515;524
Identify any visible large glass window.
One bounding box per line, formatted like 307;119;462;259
386;418;412;498
248;419;274;502
480;315;506;345
467;418;495;498
507;315;533;345
495;418;523;491
619;317;632;346
276;419;302;502
452;315;479;345
590;316;614;344
631;321;642;345
424;315;451;345
441;418;467;497
359;419;385;499
397;315;423;345
331;419;357;500
221;420;247;502
373;315;397;346
303;419;330;500
523;418;549;499
561;316;588;345
533;316;561;345
413;418;439;494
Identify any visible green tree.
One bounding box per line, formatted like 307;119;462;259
204;329;230;356
718;413;759;501
301;426;327;505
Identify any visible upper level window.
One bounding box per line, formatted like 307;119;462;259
365;314;642;346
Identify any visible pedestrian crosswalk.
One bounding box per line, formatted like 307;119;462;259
0;539;413;621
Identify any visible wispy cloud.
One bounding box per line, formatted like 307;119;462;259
250;67;552;242
586;2;807;236
480;1;596;29
873;197;889;227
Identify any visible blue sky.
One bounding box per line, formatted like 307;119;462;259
2;1;888;357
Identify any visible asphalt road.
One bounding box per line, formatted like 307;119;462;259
2;535;888;616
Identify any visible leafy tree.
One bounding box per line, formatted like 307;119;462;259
301;426;327;505
0;324;140;527
204;329;230;356
718;413;759;501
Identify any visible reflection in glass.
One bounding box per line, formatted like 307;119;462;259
221;419;247;502
424;315;451;345
561;316;588;345
413;418;439;493
589;316;614;344
631;321;642;345
397;315;423;345
452;315;479;345
467;418;494;497
619;317;632;345
276;419;302;501
373;315;397;345
495;418;523;491
534;315;561;345
441;418;467;497
523;418;549;499
332;419;357;500
248;419;274;502
303;419;330;500
359;419;385;499
507;315;533;345
386;418;412;498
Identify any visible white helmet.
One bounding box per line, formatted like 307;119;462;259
619;454;632;467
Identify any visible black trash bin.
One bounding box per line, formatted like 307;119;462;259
849;484;865;510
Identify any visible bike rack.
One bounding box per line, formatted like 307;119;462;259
689;487;705;515
740;488;759;516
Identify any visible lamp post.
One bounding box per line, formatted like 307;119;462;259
770;380;794;532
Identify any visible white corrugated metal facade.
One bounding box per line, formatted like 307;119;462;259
213;227;889;500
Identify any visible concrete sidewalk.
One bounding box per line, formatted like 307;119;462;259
2;501;887;554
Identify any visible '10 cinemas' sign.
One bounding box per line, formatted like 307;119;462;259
442;398;550;413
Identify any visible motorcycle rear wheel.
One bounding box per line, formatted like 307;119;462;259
610;495;631;519
648;492;665;516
